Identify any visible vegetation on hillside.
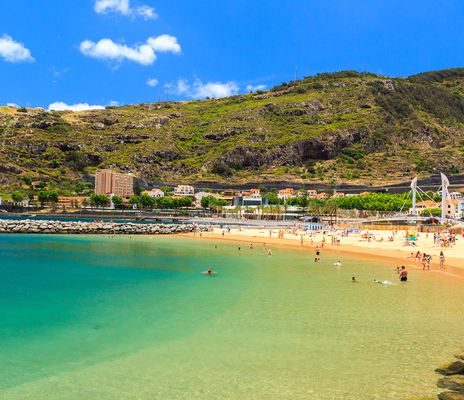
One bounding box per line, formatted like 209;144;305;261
1;68;464;194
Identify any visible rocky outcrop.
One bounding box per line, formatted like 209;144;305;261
0;219;210;235
436;362;464;376
438;392;464;400
221;130;367;168
438;376;464;392
437;357;464;400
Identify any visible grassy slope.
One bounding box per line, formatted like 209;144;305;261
0;69;464;193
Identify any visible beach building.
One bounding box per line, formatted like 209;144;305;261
316;192;330;200
307;189;318;198
278;188;294;201
95;169;134;198
332;192;345;198
174;185;195;196
450;191;462;200
445;199;463;219
233;191;268;207
410;200;438;215
144;188;164;198
57;196;89;208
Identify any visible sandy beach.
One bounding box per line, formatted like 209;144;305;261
179;226;464;279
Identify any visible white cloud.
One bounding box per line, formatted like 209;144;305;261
79;35;181;66
164;79;189;95
193;80;239;98
94;0;157;19
246;84;267;92
6;103;20;108
48;102;105;112
146;78;159;87
147;35;181;54
109;100;120;106
0;35;34;63
80;39;155;65
135;5;157;19
164;78;239;99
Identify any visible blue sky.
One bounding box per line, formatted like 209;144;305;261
0;0;463;110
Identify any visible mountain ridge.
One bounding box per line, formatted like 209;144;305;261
1;68;464;194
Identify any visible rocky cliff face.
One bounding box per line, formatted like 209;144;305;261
1;69;464;190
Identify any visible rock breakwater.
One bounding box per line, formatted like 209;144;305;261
0;219;210;235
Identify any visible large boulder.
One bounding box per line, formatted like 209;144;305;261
438;376;464;392
436;361;464;376
438;391;464;400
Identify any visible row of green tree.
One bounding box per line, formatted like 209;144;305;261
89;193;193;209
264;191;441;212
11;190;59;205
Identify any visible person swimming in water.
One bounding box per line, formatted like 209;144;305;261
373;278;392;285
333;261;342;267
352;276;357;283
206;267;214;275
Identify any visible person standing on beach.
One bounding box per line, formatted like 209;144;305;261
439;251;445;270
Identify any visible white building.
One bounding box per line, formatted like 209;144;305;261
194;191;219;207
174;185;195;196
144;188;164;198
445;199;463;220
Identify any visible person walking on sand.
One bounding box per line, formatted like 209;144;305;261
421;253;427;270
399;266;408;282
439;251;445;270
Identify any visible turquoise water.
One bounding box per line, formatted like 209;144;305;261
0;234;463;399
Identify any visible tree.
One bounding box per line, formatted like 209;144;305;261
134;179;143;195
112;196;123;208
263;192;281;205
201;195;217;209
138;193;155;208
90;193;110;207
156;196;174;209
37;190;58;206
160;186;171;195
20;176;32;186
173;197;192;208
128;195;140;206
11;191;25;204
48;190;58;203
420;207;441;216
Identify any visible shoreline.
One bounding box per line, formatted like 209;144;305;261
177;228;464;279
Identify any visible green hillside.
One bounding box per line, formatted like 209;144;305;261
1;68;464;193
